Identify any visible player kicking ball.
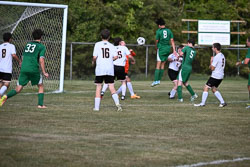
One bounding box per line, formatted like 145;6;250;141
194;43;227;107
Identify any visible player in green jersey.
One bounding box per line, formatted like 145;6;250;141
177;39;198;102
0;29;49;109
236;37;250;109
151;18;177;87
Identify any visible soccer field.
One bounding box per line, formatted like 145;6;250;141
0;79;250;167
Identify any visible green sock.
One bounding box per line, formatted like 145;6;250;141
159;69;164;80
154;69;160;81
7;90;17;99
177;86;182;99
186;85;195;96
38;93;44;106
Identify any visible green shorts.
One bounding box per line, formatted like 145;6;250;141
18;71;40;86
177;69;191;83
248;73;250;85
157;46;171;61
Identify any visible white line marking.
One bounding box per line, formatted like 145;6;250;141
175;157;250;167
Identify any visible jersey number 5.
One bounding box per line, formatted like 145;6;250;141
117;51;122;58
25;44;36;53
1;49;6;58
102;48;110;58
190;50;194;59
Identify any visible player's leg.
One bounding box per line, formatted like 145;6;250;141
37;75;47;109
0;72;12;97
121;80;126;100
210;78;226;107
169;80;178;99
0;85;23;107
101;83;108;97
152;50;161;86
159;61;166;82
127;76;140;99
168;69;179;99
106;76;122;111
177;79;183;102
93;76;103;111
194;84;210;107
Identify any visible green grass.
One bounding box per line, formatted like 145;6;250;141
0;79;250;167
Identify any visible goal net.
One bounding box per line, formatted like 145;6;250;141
0;1;68;92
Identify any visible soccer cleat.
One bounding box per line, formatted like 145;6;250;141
190;94;198;102
194;103;205;107
178;98;183;102
121;95;125;100
93;108;99;111
151;81;157;87
219;103;227;107
116;104;122;112
131;94;140;99
0;95;7;107
246;105;250;109
169;96;175;99
38;105;47;109
168;92;171;96
100;91;104;99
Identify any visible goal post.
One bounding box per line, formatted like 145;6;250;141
0;1;68;93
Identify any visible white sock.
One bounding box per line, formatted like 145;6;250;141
112;93;120;105
0;85;7;96
121;84;126;96
116;86;122;95
94;97;101;110
170;89;176;98
101;84;108;93
214;91;225;104
127;82;134;96
201;91;208;105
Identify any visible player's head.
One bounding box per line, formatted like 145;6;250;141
120;40;126;46
3;32;12;42
114;37;122;46
156;18;165;26
212;43;221;52
177;45;184;54
187;39;195;47
100;29;110;40
32;29;44;40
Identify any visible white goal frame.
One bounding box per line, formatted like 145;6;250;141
0;1;68;93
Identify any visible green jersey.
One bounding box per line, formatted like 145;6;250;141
246;48;250;68
21;41;46;73
181;46;196;71
156;28;173;48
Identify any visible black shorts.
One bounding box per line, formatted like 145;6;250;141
206;77;223;88
114;65;126;80
95;75;114;84
0;72;12;82
168;69;179;81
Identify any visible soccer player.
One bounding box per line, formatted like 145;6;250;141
177;39;198;102
168;45;184;99
194;43;227;107
0;29;49;108
236;37;250;108
92;29;122;111
0;32;21;98
151;18;177;87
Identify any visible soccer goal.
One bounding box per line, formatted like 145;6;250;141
0;1;68;93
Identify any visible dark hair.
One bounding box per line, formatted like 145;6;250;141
178;45;184;50
3;32;12;42
101;29;110;40
213;43;221;51
114;37;122;46
32;29;44;40
187;39;195;46
156;18;165;26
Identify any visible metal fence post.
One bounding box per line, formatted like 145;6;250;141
145;46;148;78
70;42;73;80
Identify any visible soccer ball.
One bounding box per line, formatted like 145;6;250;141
137;37;145;45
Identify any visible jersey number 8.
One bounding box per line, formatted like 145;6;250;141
1;49;6;58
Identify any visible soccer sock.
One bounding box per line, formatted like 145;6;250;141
121;84;126;96
170;89;176;98
159;69;164;80
186;85;195;96
0;85;7;96
116;85;122;95
38;93;44;106
94;97;101;110
201;92;208;105
102;83;108;93
214;91;225;104
6;89;17;99
154;69;160;81
177;86;182;99
127;82;134;96
112;93;120;105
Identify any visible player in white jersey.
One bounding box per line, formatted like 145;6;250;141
0;32;21;98
92;29;122;111
194;43;227;107
167;45;184;99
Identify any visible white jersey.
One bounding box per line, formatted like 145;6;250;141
113;45;130;66
93;41;116;76
0;42;16;73
168;53;182;71
211;52;225;79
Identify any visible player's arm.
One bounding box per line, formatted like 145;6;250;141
39;57;49;78
128;54;135;64
12;54;22;66
168;55;174;62
155;40;159;51
92;56;97;65
170;38;177;56
236;58;250;66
